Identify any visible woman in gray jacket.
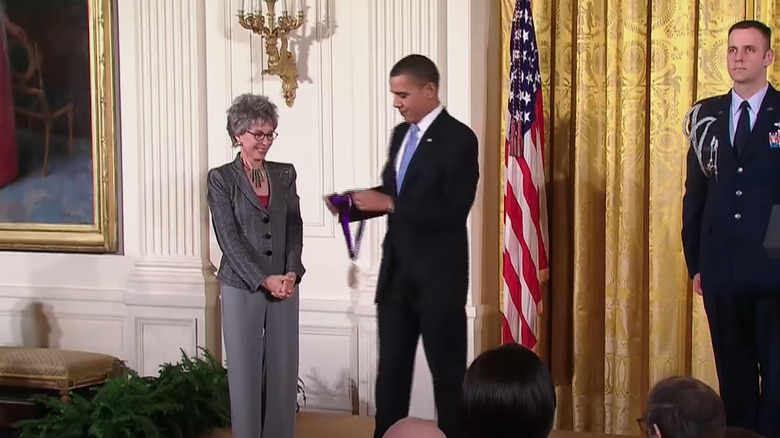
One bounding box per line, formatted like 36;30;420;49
207;93;305;438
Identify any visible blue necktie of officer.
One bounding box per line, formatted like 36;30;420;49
396;124;419;193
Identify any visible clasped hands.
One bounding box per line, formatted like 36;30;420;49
323;189;394;214
262;272;297;299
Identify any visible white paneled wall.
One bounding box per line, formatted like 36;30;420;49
0;0;493;418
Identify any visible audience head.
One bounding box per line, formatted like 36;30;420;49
382;417;445;438
226;93;279;161
389;54;440;125
460;343;556;438
711;427;765;438
641;376;726;438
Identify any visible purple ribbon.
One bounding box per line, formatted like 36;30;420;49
328;193;365;260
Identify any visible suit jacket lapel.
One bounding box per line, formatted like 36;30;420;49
231;155;268;214
265;163;286;210
713;94;733;157
743;86;780;161
397;110;448;195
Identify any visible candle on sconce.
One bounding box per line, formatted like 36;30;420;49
235;0;305;107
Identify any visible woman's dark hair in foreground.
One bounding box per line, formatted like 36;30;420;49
460;343;556;438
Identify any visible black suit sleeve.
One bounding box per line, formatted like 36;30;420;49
681;145;707;278
347;185;388;222
392;130;480;230
207;168;268;290
345;125;405;222
284;164;306;283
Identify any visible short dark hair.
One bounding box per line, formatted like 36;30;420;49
389;54;440;87
460;343;556;438
643;377;726;438
729;20;772;50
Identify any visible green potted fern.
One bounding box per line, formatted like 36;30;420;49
13;348;309;437
14;348;230;438
15;371;177;438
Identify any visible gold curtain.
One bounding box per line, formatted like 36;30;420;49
498;0;780;434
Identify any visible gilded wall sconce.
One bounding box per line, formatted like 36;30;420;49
238;0;305;107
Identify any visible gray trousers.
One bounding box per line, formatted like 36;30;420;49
221;283;299;438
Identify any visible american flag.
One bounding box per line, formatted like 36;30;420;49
502;0;549;349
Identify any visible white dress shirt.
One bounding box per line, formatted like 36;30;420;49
394;105;444;172
730;83;769;145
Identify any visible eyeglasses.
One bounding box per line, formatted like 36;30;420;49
247;130;278;141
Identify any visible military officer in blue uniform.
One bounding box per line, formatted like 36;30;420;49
682;20;780;438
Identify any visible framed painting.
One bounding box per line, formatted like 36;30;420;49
0;0;118;253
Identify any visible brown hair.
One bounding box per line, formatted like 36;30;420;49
729;20;772;51
643;377;726;438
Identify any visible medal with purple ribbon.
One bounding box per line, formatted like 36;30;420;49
328;193;365;287
328;193;365;260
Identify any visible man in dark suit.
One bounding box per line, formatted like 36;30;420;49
325;54;479;438
682;20;780;438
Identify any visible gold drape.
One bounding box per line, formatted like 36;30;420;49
498;0;780;433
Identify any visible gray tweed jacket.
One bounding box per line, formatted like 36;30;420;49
207;154;305;292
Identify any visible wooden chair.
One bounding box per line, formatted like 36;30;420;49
9;37;74;177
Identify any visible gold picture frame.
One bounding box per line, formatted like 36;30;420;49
0;0;118;253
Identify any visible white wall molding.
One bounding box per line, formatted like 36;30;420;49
0;293;126;359
361;0;447;273
300;323;352;338
134;317;200;376
0;285;124;302
299;299;357;414
445;0;491;314
127;2;207;262
118;0;214;373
